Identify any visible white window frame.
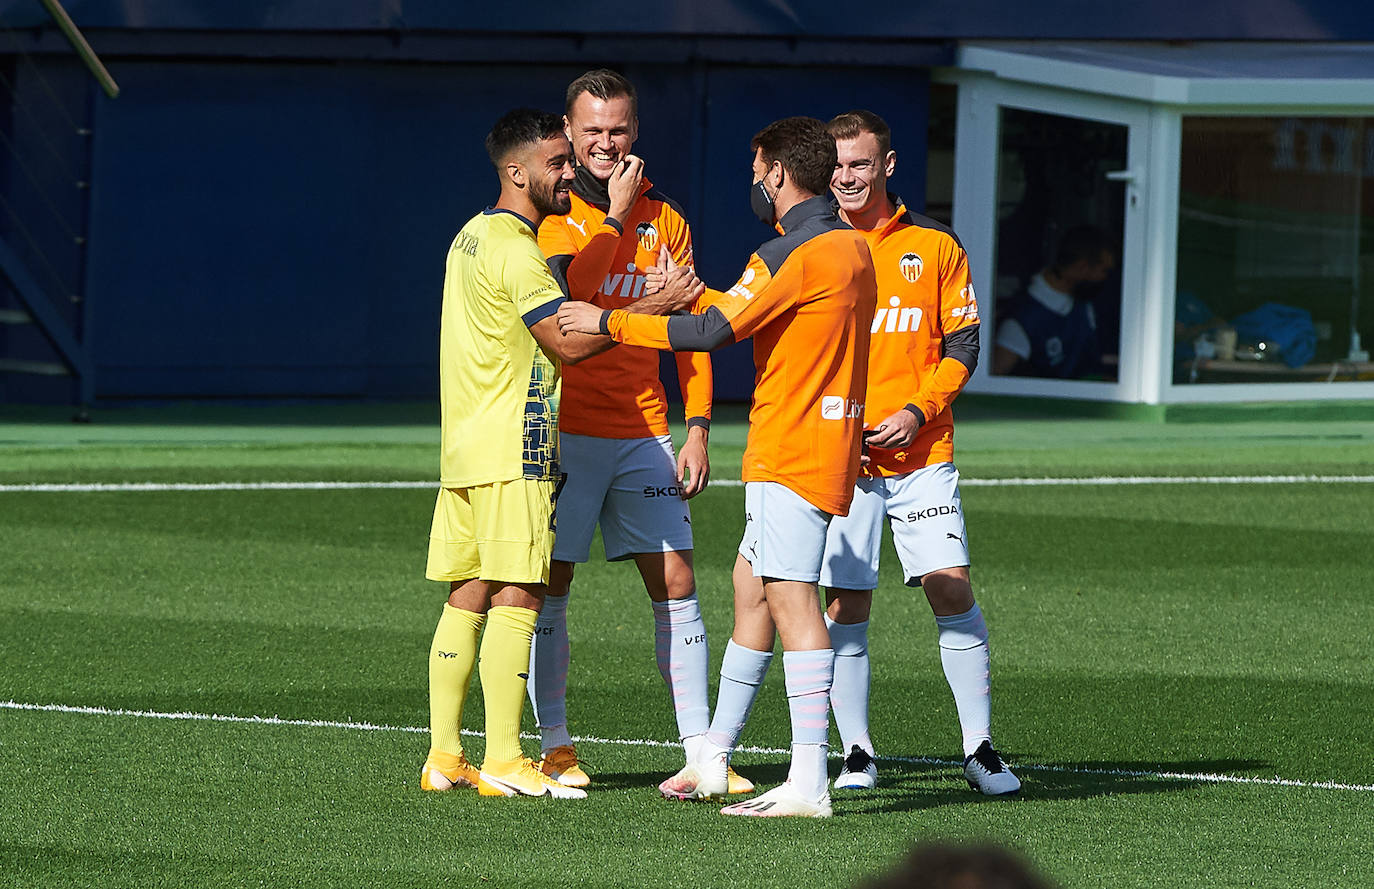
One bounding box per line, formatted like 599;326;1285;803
940;44;1374;405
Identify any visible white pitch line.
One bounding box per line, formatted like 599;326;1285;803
5;700;1372;794
958;474;1374;487
2;475;1373;494
0;480;438;493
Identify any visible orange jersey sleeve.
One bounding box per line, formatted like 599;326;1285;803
607;253;778;351
605;308;672;349
908;237;979;423
697;254;796;341
665;216;711;422
674;351;712;423
538;211;622;302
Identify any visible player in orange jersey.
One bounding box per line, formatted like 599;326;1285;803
560;116;877;818
530;69;736;794
822;110;1019;796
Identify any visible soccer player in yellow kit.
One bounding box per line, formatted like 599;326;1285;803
419;108;701;798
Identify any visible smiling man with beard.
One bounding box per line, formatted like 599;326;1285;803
418;108;700;800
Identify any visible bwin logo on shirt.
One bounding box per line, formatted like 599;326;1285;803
602;262;648;299
871;297;924;334
899;252;923;283
637;221;659;252
821;395;864;420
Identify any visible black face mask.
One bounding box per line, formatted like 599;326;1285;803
750;179;776;226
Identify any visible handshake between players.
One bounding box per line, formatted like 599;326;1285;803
557;243;705;336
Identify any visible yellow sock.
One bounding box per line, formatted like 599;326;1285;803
478;605;538;767
428;604;485;758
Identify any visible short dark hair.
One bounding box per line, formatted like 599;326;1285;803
485;108;565;168
1052;224;1115;271
565;68;638;117
751;116;837;196
827;110;892;157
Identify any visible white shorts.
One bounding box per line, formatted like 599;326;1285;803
552;432;694;563
820;462;970;590
737;481;832;583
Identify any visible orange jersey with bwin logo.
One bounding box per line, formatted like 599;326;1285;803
604;196;876;516
856;201;981;476
538;175;712;439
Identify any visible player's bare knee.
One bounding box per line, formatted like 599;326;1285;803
548;560;575;598
661;551;696;600
921;567;974;615
825;588;873;623
447;578;490;611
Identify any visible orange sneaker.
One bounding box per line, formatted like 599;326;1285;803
537;744;590;788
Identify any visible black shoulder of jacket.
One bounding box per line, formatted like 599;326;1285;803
900;209;966;253
755;196;851;275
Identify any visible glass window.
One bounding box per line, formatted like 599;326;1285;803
990;108;1126;382
1175;116;1374;383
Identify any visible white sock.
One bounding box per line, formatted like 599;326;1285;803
652;594;711;754
704;639;772;752
783;649;834;800
528;592;571;752
825;615;873;755
936;603;992;757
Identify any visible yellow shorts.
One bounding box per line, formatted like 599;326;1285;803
425;478;556;585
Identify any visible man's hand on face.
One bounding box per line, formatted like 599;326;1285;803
607;154;644;224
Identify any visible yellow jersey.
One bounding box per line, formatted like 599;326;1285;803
438;209;565;488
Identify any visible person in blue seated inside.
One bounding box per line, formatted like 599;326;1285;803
1173;290;1226;361
992;226;1116;379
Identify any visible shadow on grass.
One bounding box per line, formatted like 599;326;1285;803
835;753;1275;815
565;752;1271;815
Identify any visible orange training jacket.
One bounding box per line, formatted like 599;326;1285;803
602;196;876;515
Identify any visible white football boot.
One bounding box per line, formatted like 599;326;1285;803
963;739;1021;796
833;745;878;791
720;781;832;818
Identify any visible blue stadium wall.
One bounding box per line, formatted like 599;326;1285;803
86;60;927;402
2;0;1370;403
0;48;934;402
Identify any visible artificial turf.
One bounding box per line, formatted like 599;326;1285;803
1;404;1372;888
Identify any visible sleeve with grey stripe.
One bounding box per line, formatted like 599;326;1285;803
941;323;981;374
665;306;735;352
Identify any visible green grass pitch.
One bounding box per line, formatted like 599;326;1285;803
2;403;1372;888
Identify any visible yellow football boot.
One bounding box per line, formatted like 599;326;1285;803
420;750;479;792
